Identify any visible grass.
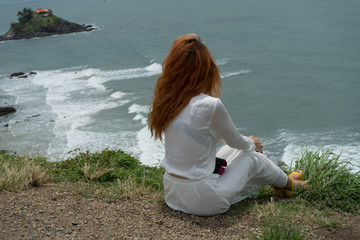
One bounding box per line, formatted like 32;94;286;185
0;153;48;191
1;148;359;239
248;198;346;240
246;148;360;239
252;220;308;240
281;149;360;213
1;148;164;201
1;147;359;211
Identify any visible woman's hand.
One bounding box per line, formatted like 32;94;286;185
249;136;263;153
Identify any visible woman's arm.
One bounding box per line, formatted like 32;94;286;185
209;99;255;152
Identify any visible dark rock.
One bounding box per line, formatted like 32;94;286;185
10;72;25;78
30;72;37;75
0;150;17;155
4;124;9;127
0;107;16;116
18;75;28;78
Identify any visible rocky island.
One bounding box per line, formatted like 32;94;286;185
0;8;94;41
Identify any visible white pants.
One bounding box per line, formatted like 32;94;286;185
163;145;288;216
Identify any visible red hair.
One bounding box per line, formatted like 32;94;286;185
148;33;222;140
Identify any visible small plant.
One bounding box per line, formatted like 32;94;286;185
30;165;48;187
0;154;48;191
252;220;308;240
285;149;360;213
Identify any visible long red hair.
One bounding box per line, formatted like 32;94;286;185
148;33;222;140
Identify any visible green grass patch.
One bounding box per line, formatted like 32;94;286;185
252;219;309;240
282;149;360;213
1;149;164;200
47;148;164;191
46;148;164;200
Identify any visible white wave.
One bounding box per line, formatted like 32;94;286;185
145;62;162;72
136;125;164;166
31;68;131;158
128;103;149;125
221;70;251;78
127;103;165;165
216;58;229;66
101;62;162;81
88;75;107;91
128;103;149;114
110;91;127;99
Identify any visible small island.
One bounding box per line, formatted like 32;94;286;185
0;8;94;41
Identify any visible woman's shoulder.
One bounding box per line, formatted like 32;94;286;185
191;93;220;106
188;94;222;118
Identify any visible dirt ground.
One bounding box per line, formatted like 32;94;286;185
1;183;359;240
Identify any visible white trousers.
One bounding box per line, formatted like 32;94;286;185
163;145;288;216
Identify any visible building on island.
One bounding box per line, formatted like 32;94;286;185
34;8;52;17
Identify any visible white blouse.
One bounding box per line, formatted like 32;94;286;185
161;93;255;180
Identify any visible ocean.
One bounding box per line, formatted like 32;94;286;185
1;0;359;171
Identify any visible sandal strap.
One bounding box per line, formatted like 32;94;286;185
289;171;303;180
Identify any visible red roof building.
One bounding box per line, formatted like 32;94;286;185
35;8;50;13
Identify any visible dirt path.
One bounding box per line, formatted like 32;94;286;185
1;183;359;239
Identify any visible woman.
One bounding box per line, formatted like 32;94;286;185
148;33;306;216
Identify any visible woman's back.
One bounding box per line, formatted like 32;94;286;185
161;94;218;180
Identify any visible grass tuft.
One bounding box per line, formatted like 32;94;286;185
283;149;360;213
0;154;48;191
252;220;308;240
117;176;149;199
30;165;48;187
83;162;114;181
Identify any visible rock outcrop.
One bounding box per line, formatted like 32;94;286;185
9;72;37;79
0;107;16;116
0;9;94;42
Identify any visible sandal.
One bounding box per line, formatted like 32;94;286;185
274;171;303;197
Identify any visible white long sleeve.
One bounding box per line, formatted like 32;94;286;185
209;99;255;152
161;94;254;180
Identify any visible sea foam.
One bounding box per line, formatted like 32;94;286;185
27;63;161;161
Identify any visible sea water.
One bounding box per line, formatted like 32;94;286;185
0;0;359;170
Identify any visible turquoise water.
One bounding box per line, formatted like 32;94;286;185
1;0;359;169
